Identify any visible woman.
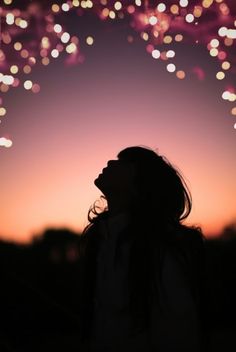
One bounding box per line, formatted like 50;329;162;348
78;146;207;351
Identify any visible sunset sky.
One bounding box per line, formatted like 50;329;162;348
1;5;236;243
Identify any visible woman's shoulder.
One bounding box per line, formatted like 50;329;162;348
154;224;206;288
167;224;205;260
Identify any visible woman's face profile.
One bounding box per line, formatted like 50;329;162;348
94;158;137;199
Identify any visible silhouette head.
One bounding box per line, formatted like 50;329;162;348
94;146;191;226
94;156;137;204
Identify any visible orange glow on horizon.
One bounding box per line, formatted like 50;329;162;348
1;141;235;244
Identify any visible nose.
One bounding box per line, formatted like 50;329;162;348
107;160;116;167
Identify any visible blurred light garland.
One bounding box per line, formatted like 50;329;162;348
0;0;236;147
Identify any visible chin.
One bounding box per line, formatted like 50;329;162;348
94;174;108;195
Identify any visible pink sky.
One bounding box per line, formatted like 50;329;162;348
1;24;236;243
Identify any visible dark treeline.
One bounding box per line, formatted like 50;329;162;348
0;223;236;351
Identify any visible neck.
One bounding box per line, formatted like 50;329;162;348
107;196;132;217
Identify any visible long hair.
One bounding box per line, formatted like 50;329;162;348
117;146;192;227
78;146;206;343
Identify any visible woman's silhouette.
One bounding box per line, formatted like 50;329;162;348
78;146;207;352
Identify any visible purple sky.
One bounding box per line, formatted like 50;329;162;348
1;15;236;242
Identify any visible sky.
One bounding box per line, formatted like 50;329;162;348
1;2;236;243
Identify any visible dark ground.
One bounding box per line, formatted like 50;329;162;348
0;224;236;351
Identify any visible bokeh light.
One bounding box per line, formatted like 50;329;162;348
0;137;13;148
61;32;70;43
166;50;175;58
216;71;225;80
222;61;230;70
24;80;33;90
152;49;161;59
231;107;236;115
157;3;166;12
179;0;188;7
51;49;60;58
185;14;194;23
176;70;186;79
86;36;94;45
0;0;236;145
0;107;7;117
167;63;176;73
